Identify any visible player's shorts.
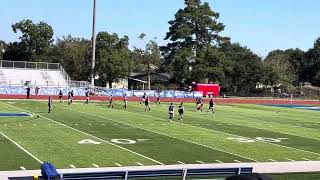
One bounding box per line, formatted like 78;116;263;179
86;97;89;100
169;112;174;118
68;98;72;103
179;113;184;118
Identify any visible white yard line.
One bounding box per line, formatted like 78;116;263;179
302;158;310;161
234;160;241;163
69;165;76;168
92;164;99;168
286;158;295;162
269;159;277;162
215;160;223;163
20;167;26;171
125;106;320;157
136;162;144;166
70;107;258;162
0;132;42;164
196;160;205;164
177;161;185;164
6;103;164;165
115;163;122;167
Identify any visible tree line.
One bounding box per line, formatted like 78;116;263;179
0;0;319;93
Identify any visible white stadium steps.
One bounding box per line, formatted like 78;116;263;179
0;68;68;87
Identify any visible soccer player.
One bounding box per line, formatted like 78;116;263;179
168;103;174;122
108;95;114;108
35;86;40;97
178;102;184;122
207;98;216;114
140;93;146;104
85;90;89;104
144;97;151;112
123;94;128;110
26;86;31;99
58;90;63;103
67;91;73;107
155;94;161;104
48;96;53;113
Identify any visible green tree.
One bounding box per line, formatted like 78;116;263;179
95;32;131;87
0;41;6;59
133;33;161;89
161;0;229;84
9;19;54;62
50;36;91;81
304;38;320;86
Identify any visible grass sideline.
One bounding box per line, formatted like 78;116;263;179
0;100;319;172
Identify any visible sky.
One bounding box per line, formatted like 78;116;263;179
1;0;320;56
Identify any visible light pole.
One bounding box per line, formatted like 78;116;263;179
90;0;97;87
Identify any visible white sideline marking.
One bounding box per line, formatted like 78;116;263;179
92;164;99;168
302;158;310;161
115;163;122;167
286;158;295;162
4;124;7;127
6;103;164;165
20;167;26;170
69;165;76;168
73;107;258;162
136;162;144;166
0;132;42;163
269;159;277;162
234;160;241;163
177;161;185;164
215;160;223;163
196;160;205;164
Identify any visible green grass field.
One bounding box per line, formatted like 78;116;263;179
0;100;319;171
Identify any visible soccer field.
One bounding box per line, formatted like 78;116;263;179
0;100;319;171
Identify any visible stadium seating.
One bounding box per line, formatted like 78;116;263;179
0;68;68;87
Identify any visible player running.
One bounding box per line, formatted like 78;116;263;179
58;90;63;103
123;94;128;110
207;98;216;114
144;97;151;112
196;98;203;112
178;102;184;122
108;95;114;108
168;103;174;122
85;90;89;104
48;96;53;113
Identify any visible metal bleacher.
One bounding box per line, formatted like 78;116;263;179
60;167;253;180
0;60;89;88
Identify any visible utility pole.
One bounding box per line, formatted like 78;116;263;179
90;0;97;87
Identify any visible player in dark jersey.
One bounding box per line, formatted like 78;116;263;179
168;103;174;122
140;93;146;104
123;94;128;110
67;91;73;107
26;86;31;99
178;103;184;122
155;94;161;104
48;96;53;113
199;98;204;112
144;97;151;112
108;95;114;108
35;86;40;97
207;98;216;114
58;90;63;103
85;90;89;104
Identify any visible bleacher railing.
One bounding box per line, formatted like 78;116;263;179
0;60;91;88
0;60;71;81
